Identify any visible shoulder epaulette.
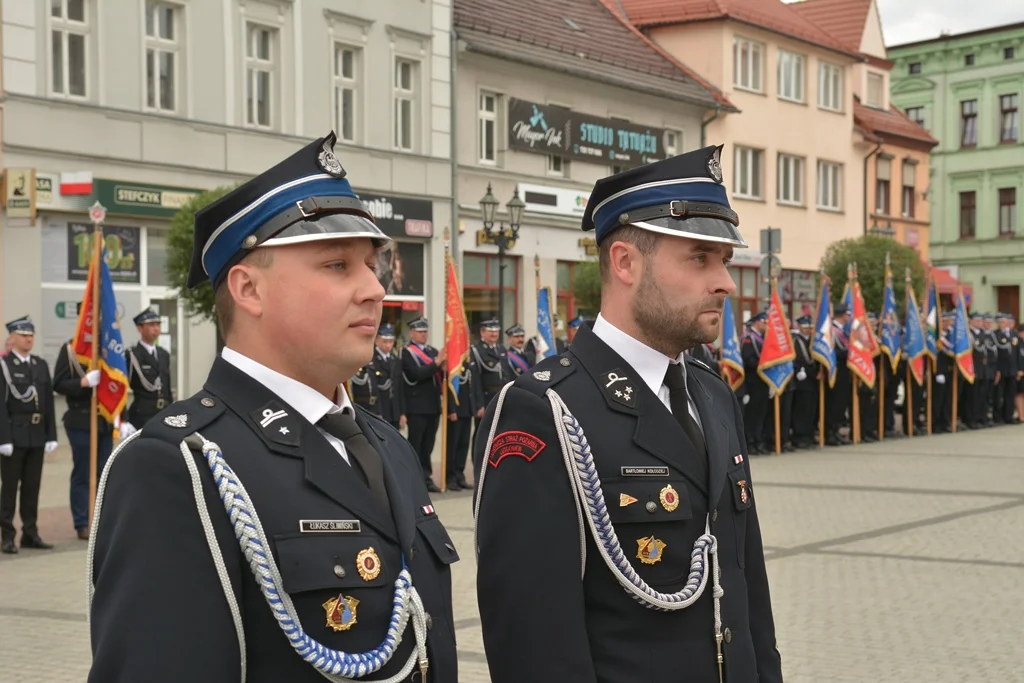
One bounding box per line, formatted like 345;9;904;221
512;352;577;397
137;391;226;445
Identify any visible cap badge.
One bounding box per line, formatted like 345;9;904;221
317;137;346;178
707;147;724;184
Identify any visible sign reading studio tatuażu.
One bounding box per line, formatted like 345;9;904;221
507;98;667;169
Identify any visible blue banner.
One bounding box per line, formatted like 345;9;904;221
925;277;938;368
536;287;557;360
952;291;975;383
811;279;837;388
880;267;901;372
720;297;744;390
903;288;926;385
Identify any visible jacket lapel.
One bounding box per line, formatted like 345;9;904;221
356;410;415;556
204;357;399;543
687;367;731;508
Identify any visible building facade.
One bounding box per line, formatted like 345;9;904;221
616;0;869;323
890;23;1024;316
452;0;732;340
1;0;452;396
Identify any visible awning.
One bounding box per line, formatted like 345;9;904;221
932;267;973;304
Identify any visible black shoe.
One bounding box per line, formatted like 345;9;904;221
20;535;53;550
445;479;460;491
1;539;16;554
425;480;442;494
455;476;472;490
782;444;795;453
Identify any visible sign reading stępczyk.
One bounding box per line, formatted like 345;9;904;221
67;222;141;283
508;98;667;169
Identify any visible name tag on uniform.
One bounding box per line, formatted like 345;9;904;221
620;466;670;477
299;519;361;533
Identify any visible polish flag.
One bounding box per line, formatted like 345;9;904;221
60;171;94;196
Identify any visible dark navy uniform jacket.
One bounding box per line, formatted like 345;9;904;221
0;352;56;448
473;324;782;683
125;341;174;427
89;357;459;682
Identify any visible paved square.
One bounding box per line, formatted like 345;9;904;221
3;426;1023;681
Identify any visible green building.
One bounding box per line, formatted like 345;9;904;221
889;22;1024;316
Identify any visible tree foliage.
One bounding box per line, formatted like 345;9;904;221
166;185;238;326
819;236;927;316
570;259;601;315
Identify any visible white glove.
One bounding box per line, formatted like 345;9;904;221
742;394;750;405
0;443;12;457
44;441;59;454
84;369;101;387
797;368;807;381
936;374;946;385
118;422;137;438
768;387;777;399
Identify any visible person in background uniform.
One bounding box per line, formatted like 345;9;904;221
125;308;173;429
505;324;533;376
402;317;445;494
965;313;987;429
856;313;881;443
87;132;458;682
373;323;405;431
741;311;769;454
791;315;818;448
686;342;720;376
826;305;851;446
52;339;116;540
445;352;479;491
473;146;782;683
981;313;998;427
348;359;381;416
933;311;955;432
1016;322;1024;422
470;319;507;445
0;316;57;554
567;314;585;349
994;313;1018;424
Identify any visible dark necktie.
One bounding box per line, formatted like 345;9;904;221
317;412;391;512
663;363;707;460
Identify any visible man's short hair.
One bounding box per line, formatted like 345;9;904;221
214;249;274;336
598;225;661;283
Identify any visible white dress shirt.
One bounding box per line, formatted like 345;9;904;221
10;350;30;363
139;341;157;356
592;314;703;431
221;347;355;464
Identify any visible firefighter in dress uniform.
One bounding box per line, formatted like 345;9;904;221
473;146;782;683
790;315;819;449
87;132;459;682
124;307;173;430
401;317;445;494
373;323;405;431
504;324;534;377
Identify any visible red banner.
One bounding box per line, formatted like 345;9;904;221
444;255;470;403
847;281;877;389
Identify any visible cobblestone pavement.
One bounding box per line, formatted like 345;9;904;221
3;425;1024;682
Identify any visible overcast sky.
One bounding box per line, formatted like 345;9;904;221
875;0;1024;46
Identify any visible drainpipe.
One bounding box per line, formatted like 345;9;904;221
449;27;460;260
863;139;883;236
701;105;721;148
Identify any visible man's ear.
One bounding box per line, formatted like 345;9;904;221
227;262;265;320
606;240;642;288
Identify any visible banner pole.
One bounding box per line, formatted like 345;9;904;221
819;374;826;448
878;360;885;441
907;364;914;438
87;220;103;530
440;227;451;492
852;376;861;444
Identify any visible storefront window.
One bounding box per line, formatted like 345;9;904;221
147;228;169;286
462;252;519;335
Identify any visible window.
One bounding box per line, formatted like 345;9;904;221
875;157;891;214
866;72;884;108
245;24;274;128
778;50;805;102
556;261;590;327
334;45;360;143
817;161;842;210
909;62;921;74
51;0;88;97
777;154;804;205
145;2;178;112
959;191;976;239
960;99;978;147
733;38;763;92
664;130;680;157
818;62;843;111
394;59;417;151
733;146;763;199
547;155;567;176
999;188;1017;236
478;91;498;164
1006;47;1016;60
462;253;520;332
906;106;925;127
1000;94;1019;143
964;54;975;66
901;161;916;218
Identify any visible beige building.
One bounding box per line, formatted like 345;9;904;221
615;0;870;321
452;0;733;338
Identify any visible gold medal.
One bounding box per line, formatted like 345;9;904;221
636;536;666;565
738;480;749;504
356;547;382;582
659;484;680;512
323;594;359;631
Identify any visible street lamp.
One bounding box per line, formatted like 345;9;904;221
479;185;524;330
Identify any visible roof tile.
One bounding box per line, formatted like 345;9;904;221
854;100;939;146
786;0;871;53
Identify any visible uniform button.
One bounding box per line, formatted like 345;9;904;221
645;501;658;514
560;358;571;367
333;564;346;579
723;627;732;643
200;397;215;408
425;612;434;630
712;509;718;521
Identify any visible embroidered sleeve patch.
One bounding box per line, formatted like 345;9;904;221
489;431;547;468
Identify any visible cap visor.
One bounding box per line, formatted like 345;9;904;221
259;213;391;249
626;216;747;248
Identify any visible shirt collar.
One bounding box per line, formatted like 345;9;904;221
140;341;157;354
11;350;30;363
592;313;684;396
221;347;354;424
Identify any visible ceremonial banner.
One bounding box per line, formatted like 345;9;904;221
951;289;975;384
444;254;470;403
720;297;744;391
847;281;877;389
811;279;837;388
536;287;556;361
880;260;901;372
904;283;927;386
757;286;795;394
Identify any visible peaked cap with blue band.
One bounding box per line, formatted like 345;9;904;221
377;322;396;338
133;307;160;326
187;131;390;289
505;323;526;337
479;319;501;331
582;144;746;247
5;316;34;335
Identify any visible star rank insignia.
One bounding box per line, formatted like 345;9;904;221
249;400;301;447
601;369;637;409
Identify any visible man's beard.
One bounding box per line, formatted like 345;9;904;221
632;263;723;357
